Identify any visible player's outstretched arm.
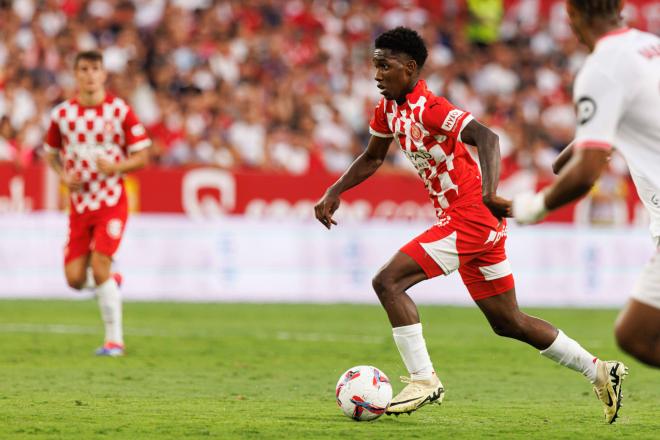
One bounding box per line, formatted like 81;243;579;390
544;147;609;209
314;135;392;229
552;142;574;175
460;119;510;219
513;147;610;224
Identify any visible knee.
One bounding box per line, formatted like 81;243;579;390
372;271;397;300
66;274;86;290
490;314;526;339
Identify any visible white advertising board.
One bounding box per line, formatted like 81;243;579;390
0;214;655;307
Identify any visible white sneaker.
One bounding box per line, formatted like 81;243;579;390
386;373;444;415
593;360;628;424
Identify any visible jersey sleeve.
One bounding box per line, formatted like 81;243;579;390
425;97;474;142
368;99;394;138
572;67;625;151
44;116;62;154
122;107;151;154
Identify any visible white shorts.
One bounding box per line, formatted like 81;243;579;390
630;238;660;309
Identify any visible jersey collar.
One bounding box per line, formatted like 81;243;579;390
398;79;428;109
72;92;113;108
595;27;631;47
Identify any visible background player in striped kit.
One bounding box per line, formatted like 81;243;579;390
44;51;151;357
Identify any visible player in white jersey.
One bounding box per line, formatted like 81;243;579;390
513;0;660;368
44;51;150;357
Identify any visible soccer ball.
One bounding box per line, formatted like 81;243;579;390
335;365;392;421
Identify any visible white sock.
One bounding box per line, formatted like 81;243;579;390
392;323;435;380
96;277;123;345
540;330;598;383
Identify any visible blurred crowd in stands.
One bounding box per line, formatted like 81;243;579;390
0;0;658;181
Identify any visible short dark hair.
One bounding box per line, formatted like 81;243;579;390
375;27;428;69
74;50;103;68
568;0;622;18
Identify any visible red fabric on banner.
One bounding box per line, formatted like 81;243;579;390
0;165;45;213
0;163;644;223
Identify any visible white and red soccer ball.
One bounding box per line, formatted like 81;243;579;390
335;365;392;421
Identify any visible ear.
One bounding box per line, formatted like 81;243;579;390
406;59;417;76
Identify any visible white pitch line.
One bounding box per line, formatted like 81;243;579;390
0;323;100;335
0;323;385;344
275;331;384;344
0;323;172;337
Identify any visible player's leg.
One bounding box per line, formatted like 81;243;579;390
463;218;627;424
474;286;627;423
460;229;600;369
474;288;558;348
90;251;124;355
615;299;660;367
375;226;451;415
372;251;427;327
64;254;90;290
63;214;93;290
90;211;127;356
615;249;660;367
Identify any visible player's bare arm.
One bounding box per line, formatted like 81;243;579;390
460;119;510;219
544;148;610;209
552;142;574;175
514;147;610;224
314;135;392;229
97;148;150;175
45;150;83;192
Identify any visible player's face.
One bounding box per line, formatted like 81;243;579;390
74;59;107;94
373;49;416;103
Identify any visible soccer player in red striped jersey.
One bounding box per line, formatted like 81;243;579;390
315;27;623;422
44;51;151;357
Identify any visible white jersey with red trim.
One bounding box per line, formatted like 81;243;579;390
44;94;151;215
369;80;482;217
573;28;660;238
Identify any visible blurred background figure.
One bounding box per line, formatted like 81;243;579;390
0;0;655;181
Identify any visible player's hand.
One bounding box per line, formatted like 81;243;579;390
512;191;549;225
62;173;83;192
482;193;512;219
97;158;118;174
314;190;340;230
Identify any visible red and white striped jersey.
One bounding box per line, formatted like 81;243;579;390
369;80;482;217
44;94;151;215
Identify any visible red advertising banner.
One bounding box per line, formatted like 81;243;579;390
131;166;437;221
0;163;645;224
0;165;46;213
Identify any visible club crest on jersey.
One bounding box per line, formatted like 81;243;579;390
107;219;123;239
104;121;114;133
410;124;423;141
131;124;146;137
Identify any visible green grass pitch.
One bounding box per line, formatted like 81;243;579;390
0;300;658;439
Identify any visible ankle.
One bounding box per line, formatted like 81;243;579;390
411;370;435;381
